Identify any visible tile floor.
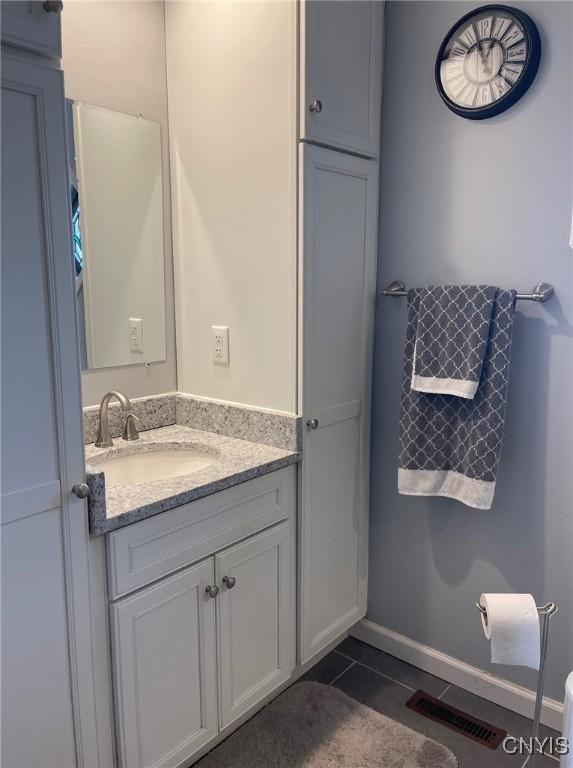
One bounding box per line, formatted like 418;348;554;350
301;636;562;768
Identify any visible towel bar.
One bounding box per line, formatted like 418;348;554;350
475;600;558;767
379;280;554;303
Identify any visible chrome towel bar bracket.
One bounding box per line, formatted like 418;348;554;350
379;280;555;303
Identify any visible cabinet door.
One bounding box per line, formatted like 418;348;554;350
111;559;218;768
216;522;295;729
300;144;378;663
301;0;383;157
1;1;61;59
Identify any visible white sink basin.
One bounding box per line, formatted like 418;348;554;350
93;446;217;488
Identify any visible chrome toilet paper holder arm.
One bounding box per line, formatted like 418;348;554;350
475;600;558;624
475;601;558;767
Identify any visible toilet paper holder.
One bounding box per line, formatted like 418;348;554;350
476;601;558;766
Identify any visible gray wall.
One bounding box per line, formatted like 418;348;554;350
370;0;572;702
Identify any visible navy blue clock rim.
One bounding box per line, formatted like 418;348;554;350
435;4;541;120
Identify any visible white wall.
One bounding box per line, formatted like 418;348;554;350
369;0;573;702
62;0;176;406
165;0;298;414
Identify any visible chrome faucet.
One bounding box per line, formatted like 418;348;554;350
94;390;140;448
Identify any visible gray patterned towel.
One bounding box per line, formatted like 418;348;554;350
399;288;516;509
412;286;497;399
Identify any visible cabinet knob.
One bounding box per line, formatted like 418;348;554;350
71;483;90;499
306;418;319;430
309;99;323;114
205;585;219;599
43;1;63;12
222;576;236;589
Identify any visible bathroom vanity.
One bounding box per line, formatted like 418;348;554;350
94;450;297;767
83;400;301;767
107;467;295;767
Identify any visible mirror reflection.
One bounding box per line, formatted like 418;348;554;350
67;101;166;370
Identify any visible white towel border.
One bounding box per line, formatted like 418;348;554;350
398;468;495;510
411;374;478;399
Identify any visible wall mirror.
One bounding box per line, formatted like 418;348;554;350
67;101;167;370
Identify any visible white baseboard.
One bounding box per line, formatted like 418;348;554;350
350;618;564;732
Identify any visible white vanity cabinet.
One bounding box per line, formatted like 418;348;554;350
108;468;296;768
0;1;62;59
300;0;384;158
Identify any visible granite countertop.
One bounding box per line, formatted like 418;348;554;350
85;424;301;536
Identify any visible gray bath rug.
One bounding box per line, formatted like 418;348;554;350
197;681;458;767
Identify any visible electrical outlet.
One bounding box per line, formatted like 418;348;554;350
129;318;144;353
211;325;229;365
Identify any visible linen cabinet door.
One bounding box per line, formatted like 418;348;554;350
216;522;295;729
301;0;383;157
299;143;378;663
110;559;218;768
1;52;104;768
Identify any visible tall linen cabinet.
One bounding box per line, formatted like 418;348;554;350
0;3;112;766
298;1;383;662
167;0;384;668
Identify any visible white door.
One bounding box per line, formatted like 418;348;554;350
299;143;378;663
111;558;218;768
1;53;104;767
301;0;383;158
216;522;295;729
0;1;61;59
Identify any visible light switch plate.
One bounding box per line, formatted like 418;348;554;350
211;325;229;365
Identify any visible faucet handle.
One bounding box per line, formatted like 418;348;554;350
122;413;140;442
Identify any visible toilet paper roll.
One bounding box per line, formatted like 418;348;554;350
480;593;540;670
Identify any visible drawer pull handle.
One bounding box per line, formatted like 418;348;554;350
205;585;219;598
309;99;323;114
306;418;319;430
222;576;236;589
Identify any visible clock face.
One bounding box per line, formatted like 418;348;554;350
436;5;541;119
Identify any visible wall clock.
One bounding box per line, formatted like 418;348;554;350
435;5;541;120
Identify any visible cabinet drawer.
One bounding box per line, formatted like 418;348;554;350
107;467;295;599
